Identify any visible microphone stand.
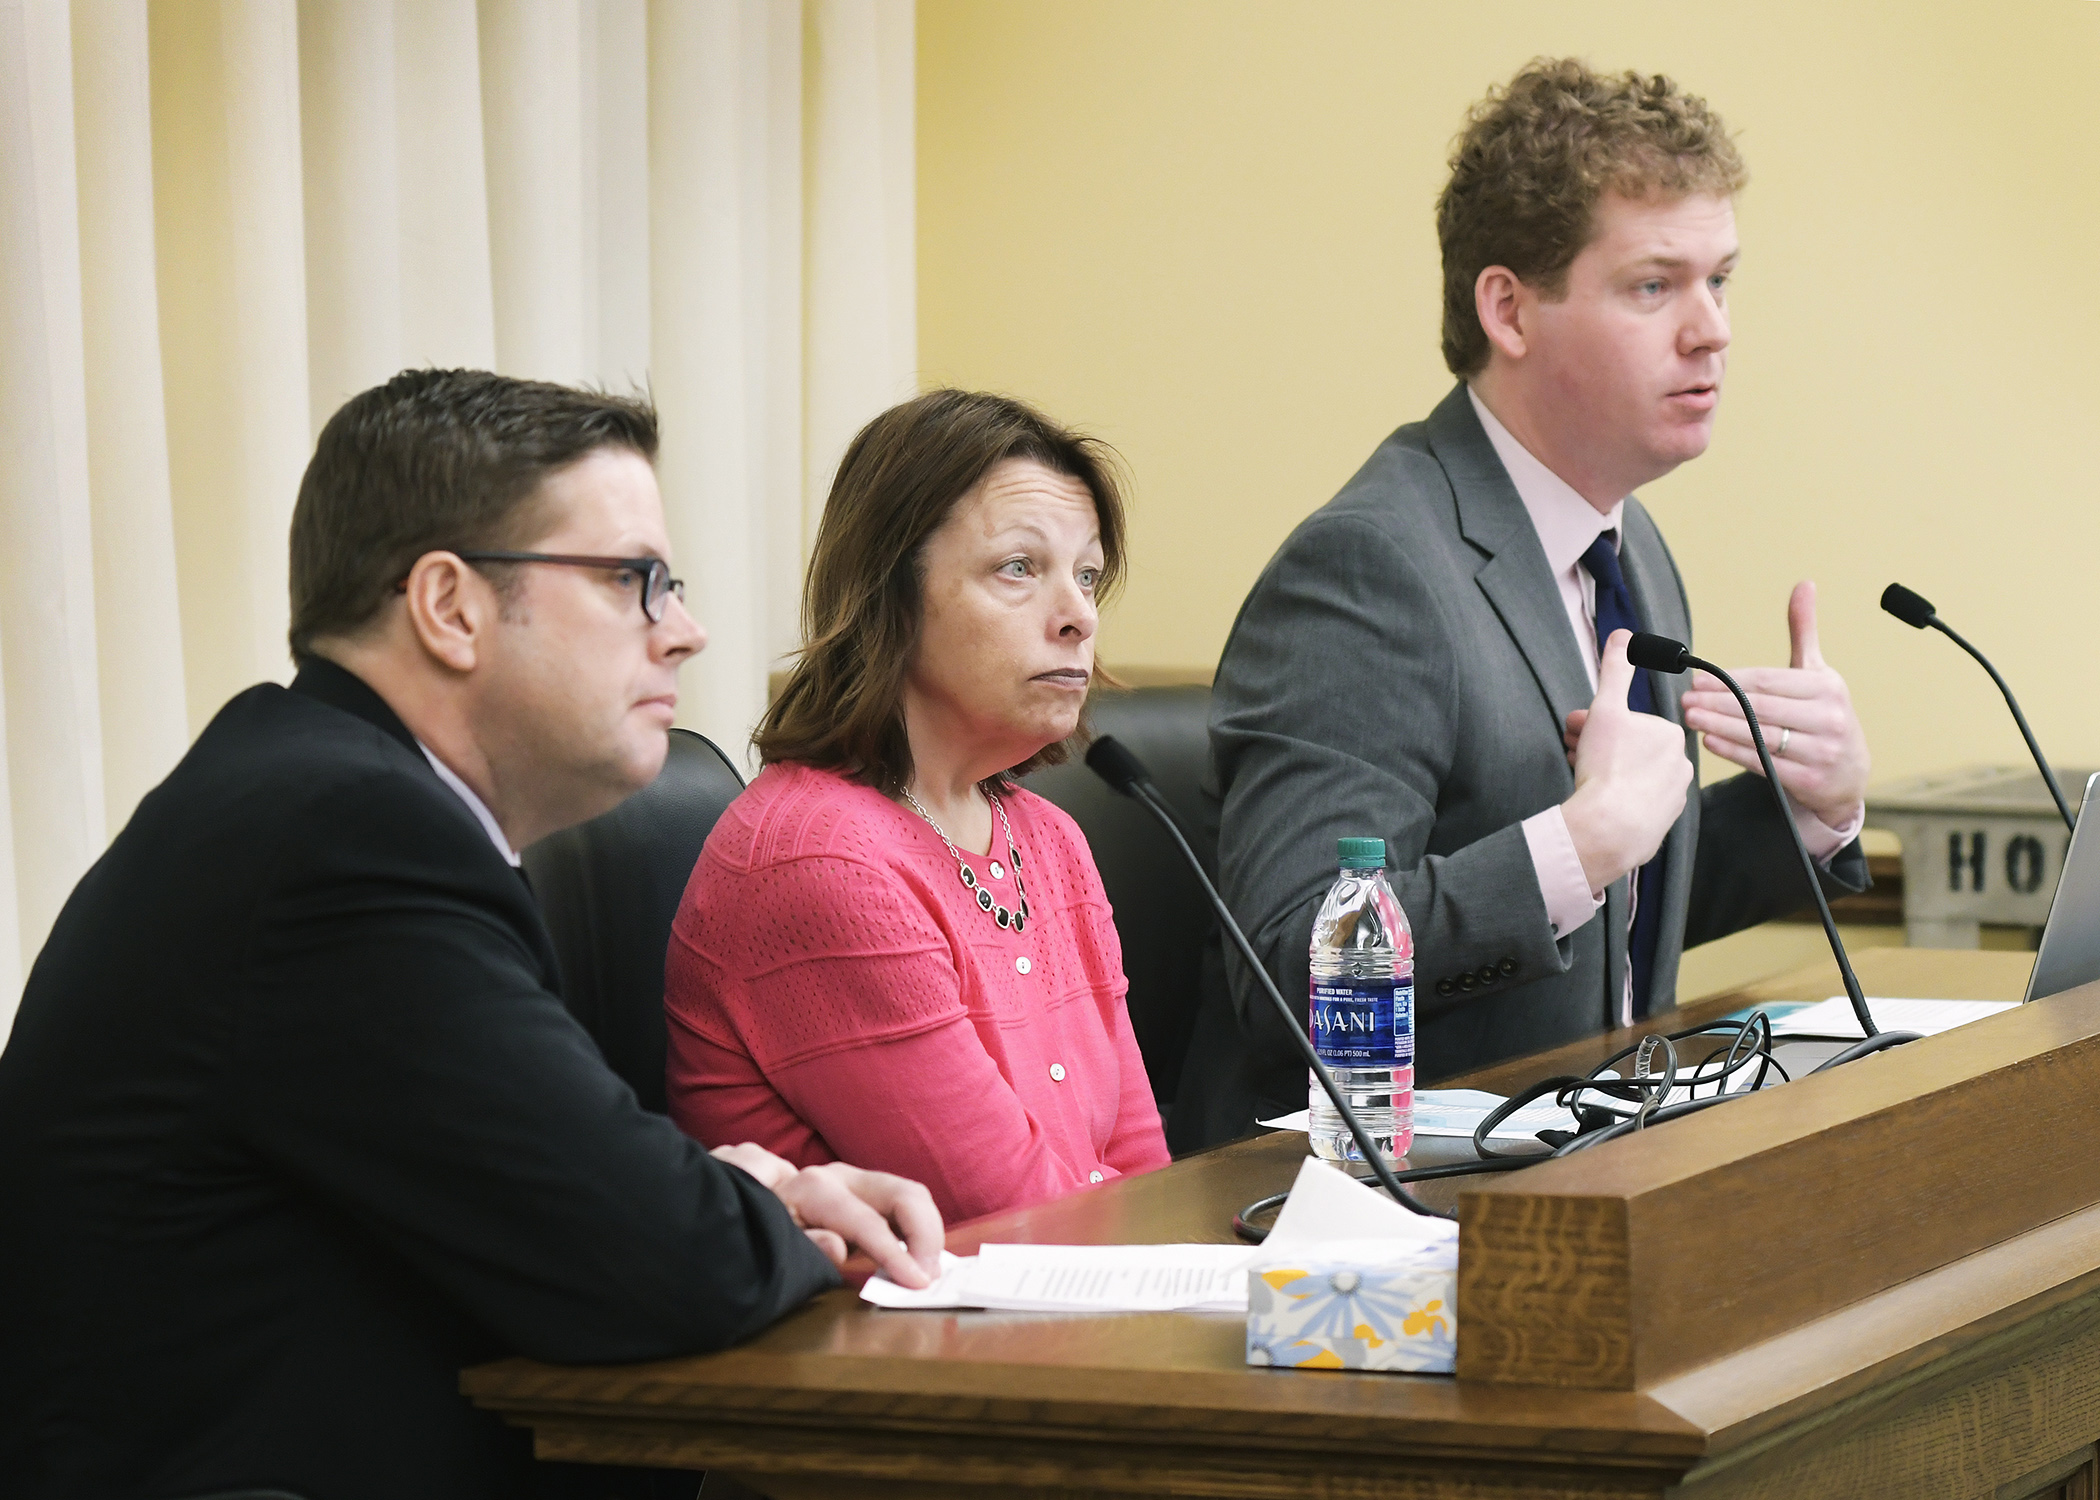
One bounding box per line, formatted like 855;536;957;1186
1626;633;1918;1059
1881;583;2075;832
1084;740;1454;1220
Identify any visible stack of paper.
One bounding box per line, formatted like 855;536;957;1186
1766;995;2016;1040
1259;1087;1571;1142
860;1242;1254;1312
861;1157;1457;1314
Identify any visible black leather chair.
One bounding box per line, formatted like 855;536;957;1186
523;728;746;1114
1026;684;1218;1130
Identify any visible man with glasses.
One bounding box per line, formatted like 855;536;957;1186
0;369;942;1500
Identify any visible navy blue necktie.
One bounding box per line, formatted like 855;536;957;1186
1580;533;1664;1018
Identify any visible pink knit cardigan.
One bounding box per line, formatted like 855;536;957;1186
664;762;1170;1224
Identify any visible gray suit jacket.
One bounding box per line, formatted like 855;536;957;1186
1178;384;1866;1149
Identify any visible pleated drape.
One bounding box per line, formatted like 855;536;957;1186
0;0;104;994
0;0;917;1028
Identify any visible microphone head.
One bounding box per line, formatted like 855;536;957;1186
1627;632;1691;674
1881;582;1937;629
1084;735;1152;797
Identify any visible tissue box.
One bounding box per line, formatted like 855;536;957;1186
1245;1243;1457;1374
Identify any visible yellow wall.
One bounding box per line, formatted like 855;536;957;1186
917;0;2100;786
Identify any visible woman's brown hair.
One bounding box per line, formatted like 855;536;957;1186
755;389;1127;792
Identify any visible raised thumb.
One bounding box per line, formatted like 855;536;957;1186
1593;628;1636;710
1788;580;1824;670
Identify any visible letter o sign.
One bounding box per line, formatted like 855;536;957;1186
2006;835;2047;896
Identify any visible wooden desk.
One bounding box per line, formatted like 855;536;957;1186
466;947;2100;1500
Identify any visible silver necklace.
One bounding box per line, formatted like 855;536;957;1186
900;787;1030;933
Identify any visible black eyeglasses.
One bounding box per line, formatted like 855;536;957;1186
451;551;687;623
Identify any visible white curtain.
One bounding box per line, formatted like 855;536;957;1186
0;0;918;1030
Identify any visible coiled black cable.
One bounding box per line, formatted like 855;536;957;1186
1233;1010;1794;1242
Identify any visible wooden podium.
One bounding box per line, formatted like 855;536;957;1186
464;948;2100;1500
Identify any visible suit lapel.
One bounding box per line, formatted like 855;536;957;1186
291;654;563;984
1426;385;1594;730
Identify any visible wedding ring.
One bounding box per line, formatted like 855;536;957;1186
1776;727;1792;757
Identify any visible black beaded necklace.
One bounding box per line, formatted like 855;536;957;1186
900;787;1031;933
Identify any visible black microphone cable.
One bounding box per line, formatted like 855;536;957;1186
1232;1010;1793;1240
1083;736;1455;1221
1094;685;1913;1242
1881;582;2074;832
1627;631;1920;1053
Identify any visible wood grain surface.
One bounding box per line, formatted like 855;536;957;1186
1457;973;2100;1390
461;946;2100;1499
1443;945;2035;1097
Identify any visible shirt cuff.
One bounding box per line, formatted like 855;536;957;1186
1523;806;1604;941
1798;801;1865;867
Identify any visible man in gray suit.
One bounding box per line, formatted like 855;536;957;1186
1182;59;1873;1149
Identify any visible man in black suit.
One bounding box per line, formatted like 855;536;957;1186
0;370;941;1499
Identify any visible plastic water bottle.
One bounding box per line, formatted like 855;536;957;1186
1308;837;1415;1165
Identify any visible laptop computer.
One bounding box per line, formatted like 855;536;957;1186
2024;771;2100;1002
1753;770;2098;1047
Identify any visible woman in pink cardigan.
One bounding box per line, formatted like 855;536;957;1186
665;391;1170;1224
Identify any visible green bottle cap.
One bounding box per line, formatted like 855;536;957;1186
1337;837;1386;869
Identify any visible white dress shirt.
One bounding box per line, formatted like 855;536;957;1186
1466;387;1860;942
418;741;522;867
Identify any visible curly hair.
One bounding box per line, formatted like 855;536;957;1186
1437;58;1748;377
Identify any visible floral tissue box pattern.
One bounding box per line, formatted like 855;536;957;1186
1245;1244;1457;1374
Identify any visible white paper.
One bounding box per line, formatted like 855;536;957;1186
1262;1156;1458;1254
860;1243;1254;1313
1254;1233;1458;1272
859;1161;1457;1313
1260;1087;1571;1142
978;1242;1256;1311
1769;995;2016;1040
1412;1088;1573;1139
859;1250;975;1309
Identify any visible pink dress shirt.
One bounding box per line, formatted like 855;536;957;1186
664;762;1171;1225
1465;387;1865;942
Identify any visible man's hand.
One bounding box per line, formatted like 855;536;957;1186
710;1141;798;1191
711;1143;943;1289
1560;630;1694;893
1678;581;1869;830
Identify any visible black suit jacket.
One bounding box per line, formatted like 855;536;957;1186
0;660;837;1500
1177;386;1866;1146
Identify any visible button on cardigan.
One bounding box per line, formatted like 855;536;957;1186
665;762;1170;1224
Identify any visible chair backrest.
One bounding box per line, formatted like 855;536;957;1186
522;728;746;1114
1025;684;1217;1121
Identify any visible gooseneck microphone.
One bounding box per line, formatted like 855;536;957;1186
1881;583;2074;832
1626;633;1916;1060
1084;737;1453;1220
